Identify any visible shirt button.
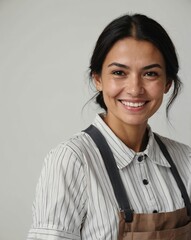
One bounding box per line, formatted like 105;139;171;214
153;210;158;213
137;156;143;162
143;179;149;185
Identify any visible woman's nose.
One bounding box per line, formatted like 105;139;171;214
126;75;144;96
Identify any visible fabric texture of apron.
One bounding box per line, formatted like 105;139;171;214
84;125;191;239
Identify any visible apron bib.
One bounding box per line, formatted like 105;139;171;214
84;125;191;239
119;208;191;239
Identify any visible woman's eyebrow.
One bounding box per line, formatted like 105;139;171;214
108;62;129;69
143;64;162;70
108;62;162;70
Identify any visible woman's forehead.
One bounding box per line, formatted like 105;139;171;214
102;38;165;68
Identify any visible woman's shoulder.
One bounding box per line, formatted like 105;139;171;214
156;134;191;151
45;131;94;165
155;133;191;161
154;134;191;184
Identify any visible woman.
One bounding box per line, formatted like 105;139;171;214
27;14;191;239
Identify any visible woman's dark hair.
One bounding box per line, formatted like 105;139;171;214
89;14;182;117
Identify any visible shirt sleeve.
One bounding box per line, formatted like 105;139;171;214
27;143;87;240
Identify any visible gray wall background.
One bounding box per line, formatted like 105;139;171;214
0;0;191;239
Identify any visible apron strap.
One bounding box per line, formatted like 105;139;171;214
154;133;191;216
83;125;133;222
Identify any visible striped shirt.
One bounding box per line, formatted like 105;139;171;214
27;114;191;240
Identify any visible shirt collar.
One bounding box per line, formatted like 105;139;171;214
146;130;171;168
93;113;171;169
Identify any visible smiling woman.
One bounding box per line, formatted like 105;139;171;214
93;38;170;150
27;14;191;240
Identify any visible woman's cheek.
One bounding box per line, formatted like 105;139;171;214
104;82;123;97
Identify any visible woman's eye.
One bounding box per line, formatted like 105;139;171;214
112;70;125;76
144;71;158;77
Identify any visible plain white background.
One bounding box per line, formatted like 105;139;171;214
0;0;191;239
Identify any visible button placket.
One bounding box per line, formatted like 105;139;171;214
138;157;159;211
138;155;150;186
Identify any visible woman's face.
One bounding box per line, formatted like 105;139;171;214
94;38;171;129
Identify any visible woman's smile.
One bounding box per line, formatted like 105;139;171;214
119;99;148;111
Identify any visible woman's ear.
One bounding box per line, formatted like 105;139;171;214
93;73;103;91
164;79;172;94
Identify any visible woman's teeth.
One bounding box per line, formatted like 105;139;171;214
121;101;145;108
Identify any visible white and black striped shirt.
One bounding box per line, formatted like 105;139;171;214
27;114;191;240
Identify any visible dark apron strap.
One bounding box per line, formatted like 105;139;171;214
83;125;133;222
154;133;191;216
83;125;191;221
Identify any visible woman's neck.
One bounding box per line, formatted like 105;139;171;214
103;116;149;152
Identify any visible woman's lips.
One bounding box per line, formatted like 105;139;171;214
120;100;148;108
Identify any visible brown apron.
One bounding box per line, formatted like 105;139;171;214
84;125;191;239
119;208;191;239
